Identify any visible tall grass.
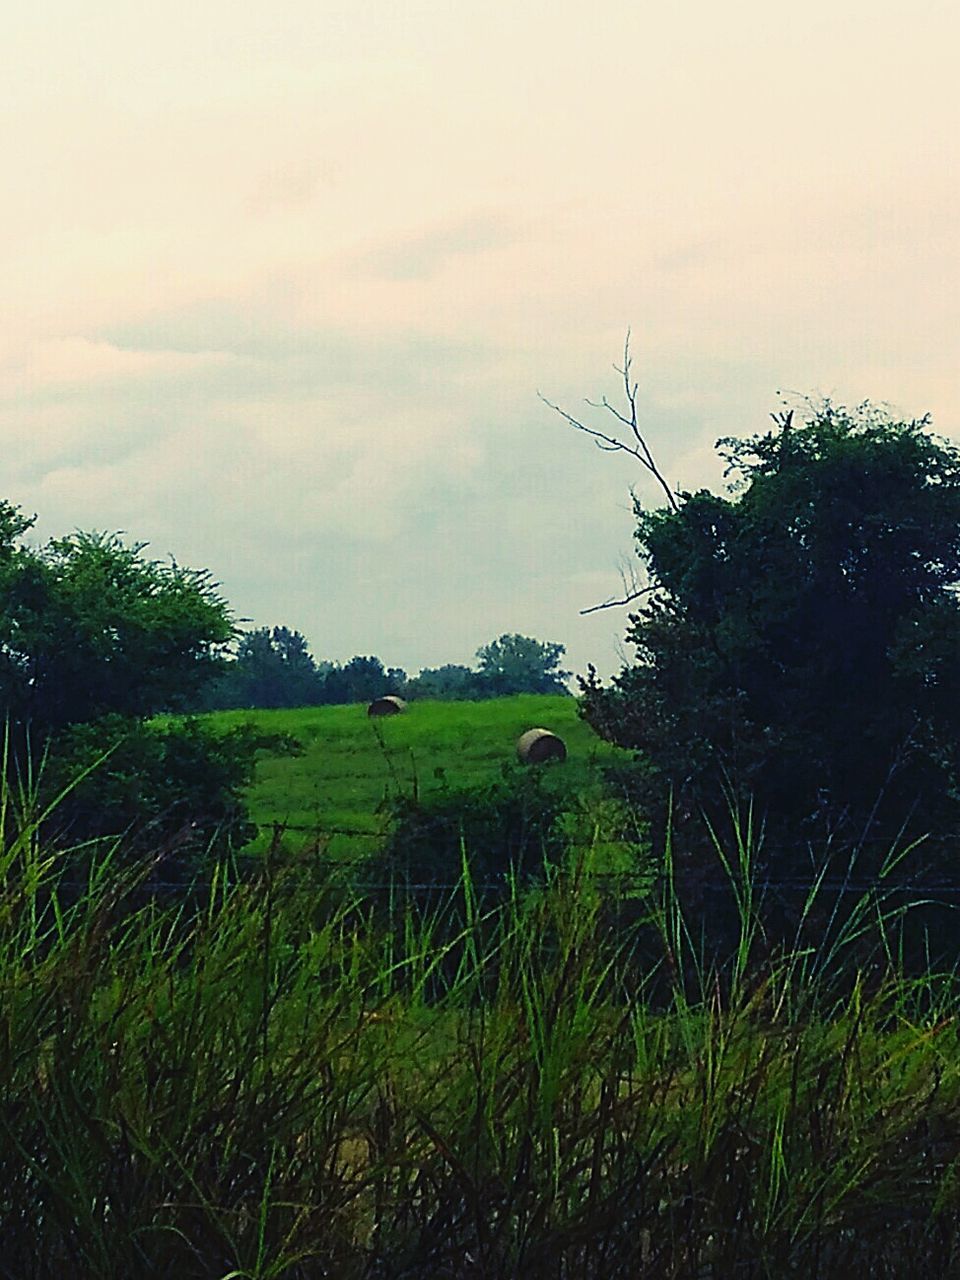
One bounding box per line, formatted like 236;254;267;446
2;790;960;1276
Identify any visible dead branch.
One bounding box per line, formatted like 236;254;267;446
579;550;653;615
539;330;679;513
580;584;655;615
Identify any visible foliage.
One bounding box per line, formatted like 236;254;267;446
404;638;572;701
582;403;960;864
379;771;653;896
39;717;301;884
203;631;408;710
553;787;654;887
403;662;489;701
475;632;571;695
203;625;326;709
200;627;572;710
0;510;232;730
379;766;571;889
320;653;407;705
0;502;279;863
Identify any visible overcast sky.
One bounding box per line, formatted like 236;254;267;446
3;1;958;680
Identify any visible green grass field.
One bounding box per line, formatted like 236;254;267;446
207;694;629;858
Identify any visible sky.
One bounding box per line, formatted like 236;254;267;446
3;1;958;681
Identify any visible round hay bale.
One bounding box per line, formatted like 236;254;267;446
367;695;406;717
516;727;567;764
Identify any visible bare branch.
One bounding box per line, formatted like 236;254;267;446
584;396;634;431
539;331;679;513
580;550;654;614
537;393;646;459
541;330;680;614
616;548;642;597
579;584;655;616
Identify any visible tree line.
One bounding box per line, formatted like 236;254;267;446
198;629;571;710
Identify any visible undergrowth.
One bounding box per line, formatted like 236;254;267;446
2;779;960;1277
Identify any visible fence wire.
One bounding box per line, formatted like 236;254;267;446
18;816;960;897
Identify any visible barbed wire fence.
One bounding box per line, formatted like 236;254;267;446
33;814;960;897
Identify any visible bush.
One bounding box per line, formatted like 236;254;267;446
37;717;302;891
377;767;571;891
375;766;654;901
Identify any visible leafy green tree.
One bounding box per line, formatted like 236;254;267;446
42;716;301;880
0;518;231;729
475;633;571;696
404;663;488;701
205;625;324;709
320;655;406;705
0;503;277;864
580;403;960;862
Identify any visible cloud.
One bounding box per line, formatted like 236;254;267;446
94;302;503;390
1;0;958;686
5;300;668;679
354;215;518;282
3;309;522;561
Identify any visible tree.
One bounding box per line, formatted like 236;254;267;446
404;663;488;701
319;655;407;705
0;518;232;729
475;634;571;696
576;402;960;862
205;625;324;709
0;503;276;863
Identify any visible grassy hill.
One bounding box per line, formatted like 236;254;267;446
206;694;629;859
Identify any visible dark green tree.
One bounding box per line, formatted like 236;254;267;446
404;663;488;701
475;633;571;696
579;403;960;862
205;625;324;709
41;715;297;882
0;503;281;866
320;655;406;705
0;519;231;728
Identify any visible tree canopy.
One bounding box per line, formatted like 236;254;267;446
0;502;272;863
475;633;571;696
580;403;960;859
204;640;409;710
403;663;488;701
0;507;232;731
203;626;326;710
321;655;408;706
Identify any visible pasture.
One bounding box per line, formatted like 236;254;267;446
207;693;628;858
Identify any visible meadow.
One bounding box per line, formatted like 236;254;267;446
206;694;627;860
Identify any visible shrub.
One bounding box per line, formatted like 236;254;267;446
37;717;302;892
377;767;570;890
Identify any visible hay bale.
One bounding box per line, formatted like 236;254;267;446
516;727;567;764
367;695;406;717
